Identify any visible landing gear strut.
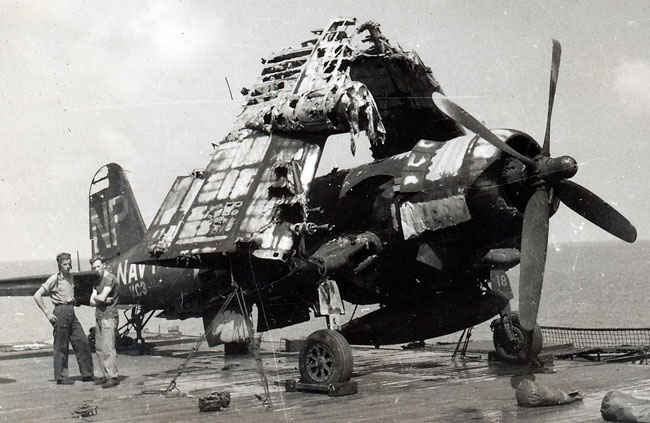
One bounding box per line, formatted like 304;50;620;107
118;306;156;353
452;326;473;359
88;306;156;354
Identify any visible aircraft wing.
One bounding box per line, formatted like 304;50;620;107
0;274;50;296
136;131;326;267
132;17;469;268
0;271;99;304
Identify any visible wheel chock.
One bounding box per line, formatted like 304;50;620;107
284;379;358;396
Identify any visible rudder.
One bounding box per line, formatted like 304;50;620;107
89;163;146;260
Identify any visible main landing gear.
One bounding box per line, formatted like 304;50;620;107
298;329;353;384
118;306;156;353
90;306;156;354
290;329;357;396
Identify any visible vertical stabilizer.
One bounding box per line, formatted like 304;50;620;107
89;163;146;260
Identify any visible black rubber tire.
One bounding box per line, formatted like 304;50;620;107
299;329;353;384
492;312;543;364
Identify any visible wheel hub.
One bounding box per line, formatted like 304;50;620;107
305;344;334;383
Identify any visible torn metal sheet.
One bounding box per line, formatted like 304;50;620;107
141;131;325;264
232;70;386;155
339;152;408;198
416;242;444;270
400;134;500;196
400;195;471;240
317;279;345;316
340;132;503;201
202;309;251;346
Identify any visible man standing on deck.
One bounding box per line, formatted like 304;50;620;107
89;255;120;388
33;252;94;385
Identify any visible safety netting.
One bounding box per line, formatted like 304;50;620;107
541;326;650;349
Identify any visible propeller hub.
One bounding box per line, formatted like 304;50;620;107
535;155;577;182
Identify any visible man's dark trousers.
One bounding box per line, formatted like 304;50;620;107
53;304;93;380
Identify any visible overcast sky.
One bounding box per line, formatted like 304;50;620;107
1;1;649;262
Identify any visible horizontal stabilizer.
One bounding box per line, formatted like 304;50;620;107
0;271;99;304
0;274;50;296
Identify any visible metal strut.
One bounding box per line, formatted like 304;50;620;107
163;332;208;394
119;306;156;349
152;262;272;408
153;291;237;395
234;285;272;409
452;326;473;360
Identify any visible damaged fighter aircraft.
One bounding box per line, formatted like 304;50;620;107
0;18;637;387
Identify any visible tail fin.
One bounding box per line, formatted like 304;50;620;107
89;163;146;260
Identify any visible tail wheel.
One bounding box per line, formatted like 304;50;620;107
492;312;543;364
299;329;353;384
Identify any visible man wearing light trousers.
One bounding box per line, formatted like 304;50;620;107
89;256;120;388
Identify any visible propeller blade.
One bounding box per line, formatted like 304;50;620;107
542;40;561;156
519;188;549;332
555;180;637;243
432;93;536;167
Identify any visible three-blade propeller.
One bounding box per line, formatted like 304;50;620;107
433;40;637;337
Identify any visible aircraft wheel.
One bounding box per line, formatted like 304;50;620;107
492;312;543;364
299;329;353;384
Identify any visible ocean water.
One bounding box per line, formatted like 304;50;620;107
1;240;648;346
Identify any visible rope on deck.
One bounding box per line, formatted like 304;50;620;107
541;326;650;349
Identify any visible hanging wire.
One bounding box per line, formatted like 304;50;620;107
246;245;296;411
234;286;272;408
232;254;272;408
142;291;236;395
247;245;273;334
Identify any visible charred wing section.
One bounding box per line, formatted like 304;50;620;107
234;18;463;159
349;21;464;158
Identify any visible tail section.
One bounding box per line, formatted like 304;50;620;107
89;163;146;260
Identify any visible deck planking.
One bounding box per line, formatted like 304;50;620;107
1;341;650;422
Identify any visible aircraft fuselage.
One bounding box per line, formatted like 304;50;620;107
103;249;200;316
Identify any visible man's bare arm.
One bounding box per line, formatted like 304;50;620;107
89;288;99;306
93;286;113;304
33;286;55;325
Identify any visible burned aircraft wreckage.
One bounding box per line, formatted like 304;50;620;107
131;17;635;374
232;19;462;158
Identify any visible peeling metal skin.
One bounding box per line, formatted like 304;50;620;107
231;18;463;159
